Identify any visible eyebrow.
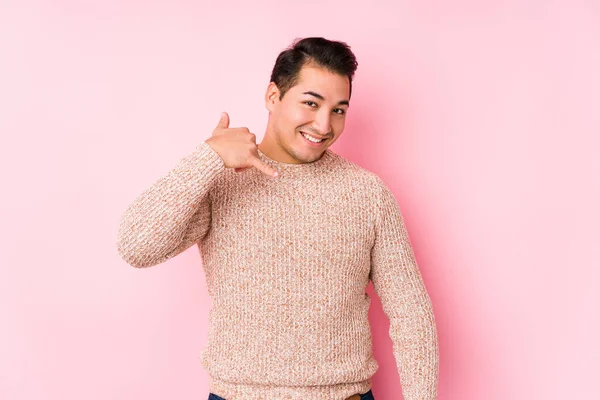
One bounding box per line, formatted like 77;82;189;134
303;91;350;106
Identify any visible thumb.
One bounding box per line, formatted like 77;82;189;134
216;112;230;130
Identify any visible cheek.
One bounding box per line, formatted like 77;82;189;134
275;104;314;133
333;117;346;132
288;106;313;125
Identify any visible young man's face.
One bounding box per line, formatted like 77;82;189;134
262;64;350;164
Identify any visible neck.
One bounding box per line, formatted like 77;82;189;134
257;116;304;164
257;135;302;165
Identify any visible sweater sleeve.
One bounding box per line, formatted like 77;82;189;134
116;141;225;268
369;175;439;399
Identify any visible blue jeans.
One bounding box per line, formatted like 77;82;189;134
208;389;375;400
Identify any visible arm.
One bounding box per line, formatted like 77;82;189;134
116;141;225;268
369;176;439;399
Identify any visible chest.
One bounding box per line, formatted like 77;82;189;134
208;181;375;269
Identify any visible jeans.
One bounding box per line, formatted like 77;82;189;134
208;389;375;400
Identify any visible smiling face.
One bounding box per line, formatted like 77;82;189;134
259;63;351;164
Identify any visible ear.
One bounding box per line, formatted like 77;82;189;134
265;82;280;112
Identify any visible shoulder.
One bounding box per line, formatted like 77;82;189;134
326;150;388;194
328;152;403;219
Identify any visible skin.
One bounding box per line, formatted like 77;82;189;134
257;63;351;164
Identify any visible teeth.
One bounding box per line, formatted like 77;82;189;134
301;132;324;143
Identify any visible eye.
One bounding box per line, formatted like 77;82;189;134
333;108;346;115
303;101;318;107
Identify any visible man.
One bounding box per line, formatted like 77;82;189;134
117;37;439;400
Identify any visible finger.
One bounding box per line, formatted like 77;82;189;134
250;155;279;177
234;167;251;173
216;112;230;130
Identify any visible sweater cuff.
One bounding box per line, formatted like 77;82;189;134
195;140;225;171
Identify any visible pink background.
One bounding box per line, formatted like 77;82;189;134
1;1;599;399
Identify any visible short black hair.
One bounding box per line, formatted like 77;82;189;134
269;37;358;101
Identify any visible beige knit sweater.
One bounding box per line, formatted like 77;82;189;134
116;141;439;400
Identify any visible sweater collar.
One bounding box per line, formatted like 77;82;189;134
251;148;335;182
256;148;333;170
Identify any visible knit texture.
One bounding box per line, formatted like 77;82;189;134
116;141;439;400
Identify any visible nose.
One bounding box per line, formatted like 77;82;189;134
313;109;331;136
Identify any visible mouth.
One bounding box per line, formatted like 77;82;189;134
299;131;328;146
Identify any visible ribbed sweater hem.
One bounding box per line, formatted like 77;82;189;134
208;376;372;400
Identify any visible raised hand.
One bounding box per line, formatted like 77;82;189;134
205;112;278;177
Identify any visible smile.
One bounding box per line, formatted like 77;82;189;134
300;131;326;143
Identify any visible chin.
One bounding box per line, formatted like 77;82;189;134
299;149;326;163
285;144;321;164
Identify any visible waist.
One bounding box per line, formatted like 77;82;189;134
208;376;373;399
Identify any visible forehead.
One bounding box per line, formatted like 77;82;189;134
291;65;350;99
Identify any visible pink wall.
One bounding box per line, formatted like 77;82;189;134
1;1;599;399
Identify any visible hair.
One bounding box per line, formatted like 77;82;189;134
269;37;358;101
